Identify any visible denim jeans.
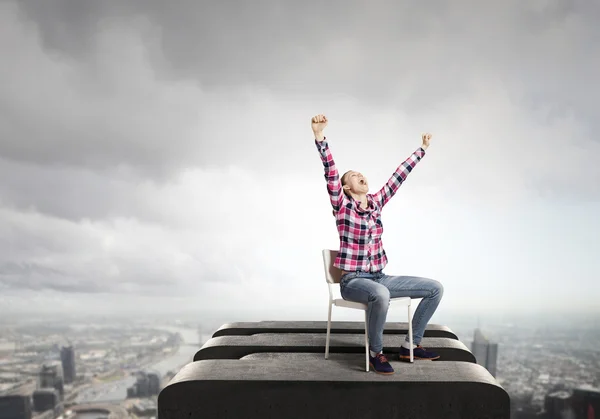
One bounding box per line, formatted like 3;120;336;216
339;271;444;353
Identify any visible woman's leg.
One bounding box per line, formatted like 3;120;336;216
377;274;444;346
340;274;390;354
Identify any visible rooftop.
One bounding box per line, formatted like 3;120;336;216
158;320;510;418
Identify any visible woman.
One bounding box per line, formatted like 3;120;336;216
312;114;444;375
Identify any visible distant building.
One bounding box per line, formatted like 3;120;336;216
471;328;499;377
133;399;158;417
60;346;76;384
0;394;32;419
135;372;150;397
571;386;600;418
38;362;64;400
148;372;160;395
127;371;161;398
32;388;59;413
544;390;574;419
542;386;599;418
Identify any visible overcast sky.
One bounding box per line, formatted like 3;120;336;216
1;0;598;325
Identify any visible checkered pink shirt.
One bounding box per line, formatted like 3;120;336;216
316;137;426;272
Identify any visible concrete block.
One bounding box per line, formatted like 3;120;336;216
158;356;509;418
194;333;475;363
213;320;458;339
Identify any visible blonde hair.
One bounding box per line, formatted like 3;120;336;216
341;170;352;197
333;171;353;217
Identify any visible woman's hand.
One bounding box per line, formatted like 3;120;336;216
312;114;328;141
421;132;432;150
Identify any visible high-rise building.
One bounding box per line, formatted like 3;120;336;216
571;386;600;418
32;389;59;413
148;372;160;395
544;390;574;419
60;346;76;384
135;373;150;398
471;328;499;377
38;362;64;400
0;395;32;419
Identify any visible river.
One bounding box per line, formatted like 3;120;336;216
75;327;206;403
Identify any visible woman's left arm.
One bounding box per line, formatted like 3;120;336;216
372;133;432;209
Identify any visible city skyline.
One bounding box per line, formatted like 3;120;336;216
2;314;599;418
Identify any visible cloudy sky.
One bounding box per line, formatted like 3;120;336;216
1;0;598;324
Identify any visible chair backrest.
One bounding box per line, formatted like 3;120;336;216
322;249;343;284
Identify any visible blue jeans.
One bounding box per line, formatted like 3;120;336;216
339;271;444;353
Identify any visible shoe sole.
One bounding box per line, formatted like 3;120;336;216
399;355;440;361
369;362;395;375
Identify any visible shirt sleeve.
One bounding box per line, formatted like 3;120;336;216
315;137;345;212
372;147;426;209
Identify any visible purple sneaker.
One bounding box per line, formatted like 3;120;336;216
399;345;440;361
369;353;395;374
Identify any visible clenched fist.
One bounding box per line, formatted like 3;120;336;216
311;114;328;141
421;132;432;149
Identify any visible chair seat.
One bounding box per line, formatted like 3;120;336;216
333;299;367;310
333;296;411;311
390;297;411;306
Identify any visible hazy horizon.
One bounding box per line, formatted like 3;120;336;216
1;1;598;320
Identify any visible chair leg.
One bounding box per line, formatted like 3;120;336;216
325;302;332;359
408;303;414;363
364;311;369;372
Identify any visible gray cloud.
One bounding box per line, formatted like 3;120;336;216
14;0;600;118
2;0;598;178
0;157;137;221
0;262;81;292
0;0;598;313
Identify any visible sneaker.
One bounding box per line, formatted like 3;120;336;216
399;345;440;361
369;353;395;374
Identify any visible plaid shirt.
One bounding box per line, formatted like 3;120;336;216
316;137;426;272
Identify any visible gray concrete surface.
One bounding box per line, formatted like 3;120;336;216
213;320;458;339
158;357;509;418
193;334;475;363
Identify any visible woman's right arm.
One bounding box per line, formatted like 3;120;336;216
312;115;344;212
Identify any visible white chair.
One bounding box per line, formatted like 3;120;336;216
322;249;414;372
